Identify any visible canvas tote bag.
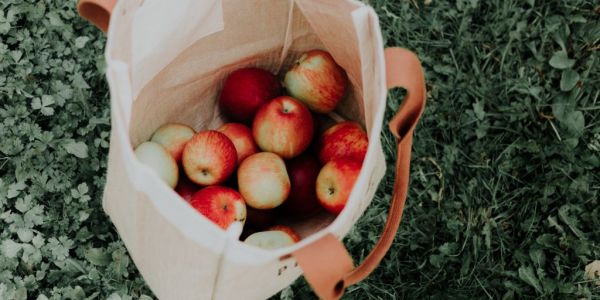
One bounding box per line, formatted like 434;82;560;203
77;0;426;299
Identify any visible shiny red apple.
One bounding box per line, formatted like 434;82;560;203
316;158;362;214
279;154;322;217
219;67;282;123
237;152;290;209
182;130;237;185
190;186;246;229
318;121;368;164
150;123;195;163
217;123;258;163
252;96;313;159
284;50;348;113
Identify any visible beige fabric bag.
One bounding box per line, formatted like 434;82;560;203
77;0;426;299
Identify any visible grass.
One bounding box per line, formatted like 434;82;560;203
0;0;599;299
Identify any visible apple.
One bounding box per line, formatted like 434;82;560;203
318;121;368;164
150;123;195;163
182;130;237;185
244;230;296;249
217;123;258;163
237;152;290;209
267;225;301;242
175;174;199;202
134;142;178;188
279;154;322;217
284;50;348;113
190;186;246;229
219;67;282;123
246;207;275;230
316;158;362;214
252;96;314;159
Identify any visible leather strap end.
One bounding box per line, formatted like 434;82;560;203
293;234;354;299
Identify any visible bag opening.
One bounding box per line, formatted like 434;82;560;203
109;0;386;265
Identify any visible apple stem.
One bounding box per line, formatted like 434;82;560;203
328;187;335;196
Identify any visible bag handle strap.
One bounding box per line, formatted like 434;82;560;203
293;47;426;299
77;0;116;33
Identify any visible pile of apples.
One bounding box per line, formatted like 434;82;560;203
134;50;368;249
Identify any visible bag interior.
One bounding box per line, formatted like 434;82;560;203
127;0;370;242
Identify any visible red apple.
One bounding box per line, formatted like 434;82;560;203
267;225;301;242
182;130;237;185
279;154;322;217
252;96;313;159
237;152;290;209
284;50;348;113
175;174;199;202
318;121;368;164
190;186;246;229
246;207;275;230
316;158;362;214
134;142;178;188
244;230;296;249
150;123;195;163
217;123;258;163
219;67;282;123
